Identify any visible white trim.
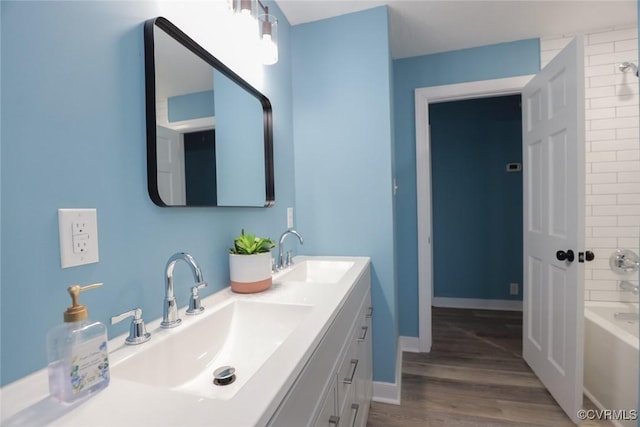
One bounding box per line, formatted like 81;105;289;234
399;336;420;353
415;75;534;355
433;297;523;311
372;342;402;405
415;76;533;104
371;381;401;405
415;88;432;354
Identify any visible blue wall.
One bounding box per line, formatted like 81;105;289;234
393;40;540;337
213;69;266;206
0;0;295;386
430;96;523;300
291;7;398;383
168;90;215;122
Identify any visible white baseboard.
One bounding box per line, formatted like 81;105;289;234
372;381;401;405
399;336;420;353
372;341;403;405
433;297;523;311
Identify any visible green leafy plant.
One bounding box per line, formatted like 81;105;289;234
229;229;275;255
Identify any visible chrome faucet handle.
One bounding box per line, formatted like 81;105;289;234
111;308;151;345
619;280;639;295
610;249;639;274
286;250;293;266
186;282;208;315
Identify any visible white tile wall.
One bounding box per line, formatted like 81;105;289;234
541;27;640;303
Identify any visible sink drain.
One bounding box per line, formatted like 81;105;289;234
213;366;236;386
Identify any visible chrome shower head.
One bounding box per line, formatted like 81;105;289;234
618;61;638;77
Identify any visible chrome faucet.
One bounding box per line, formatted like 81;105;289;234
161;252;206;328
278;229;304;270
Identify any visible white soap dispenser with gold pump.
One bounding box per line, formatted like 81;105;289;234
46;283;110;403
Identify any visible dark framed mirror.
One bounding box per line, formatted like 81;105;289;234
144;17;274;207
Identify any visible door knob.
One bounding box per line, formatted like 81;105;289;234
556;250;575;262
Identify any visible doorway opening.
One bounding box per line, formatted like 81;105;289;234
414;75;533;353
429;95;523;310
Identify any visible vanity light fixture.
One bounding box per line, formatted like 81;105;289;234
229;0;257;20
229;0;259;40
229;0;278;65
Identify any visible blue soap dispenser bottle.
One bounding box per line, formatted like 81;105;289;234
46;283;110;403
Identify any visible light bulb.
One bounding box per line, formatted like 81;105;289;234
258;14;278;65
261;34;278;65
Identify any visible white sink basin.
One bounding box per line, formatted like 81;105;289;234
276;260;354;283
112;300;312;400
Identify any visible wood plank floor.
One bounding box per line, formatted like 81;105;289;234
367;307;612;427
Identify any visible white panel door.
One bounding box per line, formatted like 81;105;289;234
156;126;185;205
522;37;585;423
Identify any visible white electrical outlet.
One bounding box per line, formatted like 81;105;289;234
287;207;294;229
58;209;99;268
510;282;519;295
73;233;90;254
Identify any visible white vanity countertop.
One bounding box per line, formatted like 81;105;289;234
0;256;370;427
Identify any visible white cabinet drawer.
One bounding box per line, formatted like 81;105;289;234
355;292;373;425
312;375;338;427
338;290;372;427
336;290;369;413
267;267;370;427
338;387;361;427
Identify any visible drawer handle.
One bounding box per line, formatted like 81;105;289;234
343;359;358;384
357;326;368;342
350;404;360;427
329;415;340;426
366;306;373;318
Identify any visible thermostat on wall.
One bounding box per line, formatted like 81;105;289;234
506;163;522;172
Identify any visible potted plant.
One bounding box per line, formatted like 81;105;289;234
229;229;276;293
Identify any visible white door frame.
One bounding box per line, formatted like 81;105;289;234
415;75;534;352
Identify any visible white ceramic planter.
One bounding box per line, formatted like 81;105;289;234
229;252;272;293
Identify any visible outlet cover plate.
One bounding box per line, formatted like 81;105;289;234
58;209;99;268
509;282;519;295
287;207;294;229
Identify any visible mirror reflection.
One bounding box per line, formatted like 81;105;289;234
145;17;274;207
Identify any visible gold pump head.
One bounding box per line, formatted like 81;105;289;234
64;283;103;322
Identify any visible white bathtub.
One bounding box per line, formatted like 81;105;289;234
584;301;639;427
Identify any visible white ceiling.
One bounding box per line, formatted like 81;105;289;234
275;0;638;59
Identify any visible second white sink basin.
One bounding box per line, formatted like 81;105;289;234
112;300;312;400
276;260;354;283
